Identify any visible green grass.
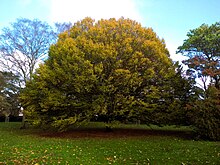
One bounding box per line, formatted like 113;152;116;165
0;122;219;165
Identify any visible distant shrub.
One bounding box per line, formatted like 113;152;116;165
187;87;220;141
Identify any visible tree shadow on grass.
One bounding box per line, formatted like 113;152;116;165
38;127;193;140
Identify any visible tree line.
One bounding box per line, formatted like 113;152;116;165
0;18;219;140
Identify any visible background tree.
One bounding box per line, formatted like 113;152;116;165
186;86;220;141
177;22;220;91
54;22;72;35
0;71;20;121
21;17;174;131
0;18;72;127
0;72;10;116
0;18;57;127
151;64;202;126
178;22;220;140
0;18;56;85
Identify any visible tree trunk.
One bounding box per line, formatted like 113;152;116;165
20;114;26;129
5;116;9;122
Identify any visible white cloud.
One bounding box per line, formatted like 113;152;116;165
48;0;143;23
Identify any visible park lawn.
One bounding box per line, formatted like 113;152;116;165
0;122;219;165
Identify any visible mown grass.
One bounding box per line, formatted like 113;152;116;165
0;122;219;165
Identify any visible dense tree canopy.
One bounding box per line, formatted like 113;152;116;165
21;17;176;130
177;22;220;90
151;64;202;126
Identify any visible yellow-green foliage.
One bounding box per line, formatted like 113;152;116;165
21;17;174;130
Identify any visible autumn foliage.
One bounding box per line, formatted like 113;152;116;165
20;18;220;140
21;17;175;130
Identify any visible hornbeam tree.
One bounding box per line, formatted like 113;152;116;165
21;17;175;131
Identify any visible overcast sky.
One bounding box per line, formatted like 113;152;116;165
0;0;220;61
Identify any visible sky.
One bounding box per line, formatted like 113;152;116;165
0;0;220;62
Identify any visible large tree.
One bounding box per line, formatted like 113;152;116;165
177;22;220;90
21;17;174;130
0;18;56;85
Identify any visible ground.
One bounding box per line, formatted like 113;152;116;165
0;122;219;164
39;127;192;139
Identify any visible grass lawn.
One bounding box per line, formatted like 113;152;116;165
0;122;219;165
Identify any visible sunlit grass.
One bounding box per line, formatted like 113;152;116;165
0;122;219;164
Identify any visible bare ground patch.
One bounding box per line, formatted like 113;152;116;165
38;127;193;139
